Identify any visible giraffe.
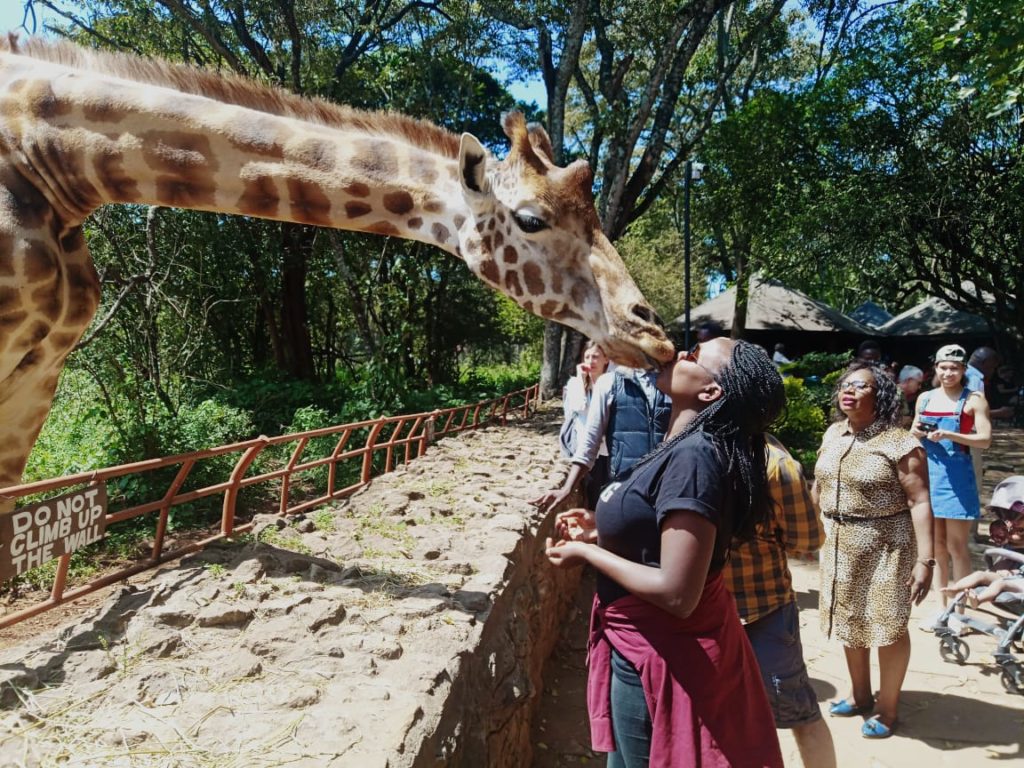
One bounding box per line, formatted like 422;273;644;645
0;36;674;499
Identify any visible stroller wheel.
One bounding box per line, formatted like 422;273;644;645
939;635;970;665
1001;664;1024;695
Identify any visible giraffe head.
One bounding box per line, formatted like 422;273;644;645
455;113;675;369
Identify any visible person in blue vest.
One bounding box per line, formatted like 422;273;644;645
534;366;671;512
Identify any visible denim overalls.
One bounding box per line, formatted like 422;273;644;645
919;388;980;520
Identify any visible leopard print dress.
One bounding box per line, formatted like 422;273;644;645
815;420;922;647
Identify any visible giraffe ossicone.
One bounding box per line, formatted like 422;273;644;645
0;35;674;495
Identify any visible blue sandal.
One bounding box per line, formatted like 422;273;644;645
861;715;895;738
828;698;874;717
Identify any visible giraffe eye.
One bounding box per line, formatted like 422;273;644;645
512;211;548;234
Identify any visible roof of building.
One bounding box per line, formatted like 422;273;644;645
848;300;893;328
876;297;990;336
673;277;877;335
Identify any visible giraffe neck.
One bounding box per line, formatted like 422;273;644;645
2;53;469;253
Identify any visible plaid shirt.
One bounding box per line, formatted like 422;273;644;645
724;435;823;624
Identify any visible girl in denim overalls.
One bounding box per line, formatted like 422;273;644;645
911;344;993;607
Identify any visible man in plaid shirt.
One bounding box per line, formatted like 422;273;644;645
725;435;836;768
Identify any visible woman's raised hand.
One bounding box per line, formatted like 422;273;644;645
554;507;597;543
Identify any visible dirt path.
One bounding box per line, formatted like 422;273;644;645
532;427;1024;767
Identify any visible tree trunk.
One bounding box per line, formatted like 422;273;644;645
280;222;317;380
731;250;748;340
540;321;565;399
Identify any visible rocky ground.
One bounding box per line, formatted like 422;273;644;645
0;409;579;768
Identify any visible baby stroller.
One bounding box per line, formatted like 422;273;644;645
933;547;1024;694
934;477;1024;695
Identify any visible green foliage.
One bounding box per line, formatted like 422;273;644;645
779;352;850;380
772;377;827;455
934;0;1024;119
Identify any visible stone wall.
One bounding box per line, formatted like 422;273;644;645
0;408;583;767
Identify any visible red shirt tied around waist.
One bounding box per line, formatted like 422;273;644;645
543;339;787;768
588;575;783;767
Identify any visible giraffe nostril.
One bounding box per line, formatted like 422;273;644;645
631;304;663;328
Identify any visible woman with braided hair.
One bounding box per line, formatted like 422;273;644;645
546;338;785;768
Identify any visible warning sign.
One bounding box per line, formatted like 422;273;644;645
0;484;107;583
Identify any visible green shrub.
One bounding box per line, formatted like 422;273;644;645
779;351;850;380
773;377;827;454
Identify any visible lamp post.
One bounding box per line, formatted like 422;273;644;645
683;160;704;351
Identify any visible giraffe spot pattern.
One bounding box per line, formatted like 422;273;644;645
503;245;518;264
60;146;99;208
367;221;400;236
49;331;81;352
540;300;560;316
345;182;371;198
157;177;217;207
479;258;500;285
0;166;51;229
30;285;62;322
504;270;523;297
25;80;73;119
431;223;450;243
352;140;398;180
82;100;130;124
523;262;544;295
383;190;414;215
23;241;57;283
551;269;563;295
554;305;584;322
493;230;504;249
287;179;332;225
453;215;465;229
64;263;100;325
93;151;140;201
0;310;28;332
291;138;336;172
407;217;423;229
142;131;218;207
60;226;86;253
15;349;39;370
423;199;444;214
0;286;21;314
238;176;280;217
571;280;589;309
345;201;372;219
410;154;438;184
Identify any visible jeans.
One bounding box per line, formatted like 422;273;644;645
607;647;652;768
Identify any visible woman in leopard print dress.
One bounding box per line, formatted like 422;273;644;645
813;361;934;739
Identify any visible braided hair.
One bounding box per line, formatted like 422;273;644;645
832;361;901;428
631;340;786;544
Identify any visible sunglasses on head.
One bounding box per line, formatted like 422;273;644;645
684;344;702;363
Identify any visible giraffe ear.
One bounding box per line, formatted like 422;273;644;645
526;123;555;164
459;133;490;195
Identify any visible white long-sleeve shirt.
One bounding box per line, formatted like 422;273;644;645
571;369;663;469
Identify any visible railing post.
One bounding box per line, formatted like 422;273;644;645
222;438;269;536
361;420;386;484
280;437;309;516
154;460;197;561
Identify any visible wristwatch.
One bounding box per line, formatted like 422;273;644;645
917;558;937;568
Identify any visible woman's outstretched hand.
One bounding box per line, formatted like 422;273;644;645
545;537;590;568
554;508;597;543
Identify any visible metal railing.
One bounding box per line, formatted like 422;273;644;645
0;384;539;629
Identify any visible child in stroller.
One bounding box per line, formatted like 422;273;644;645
932;476;1024;694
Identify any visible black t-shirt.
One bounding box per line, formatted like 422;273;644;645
593;430;735;605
